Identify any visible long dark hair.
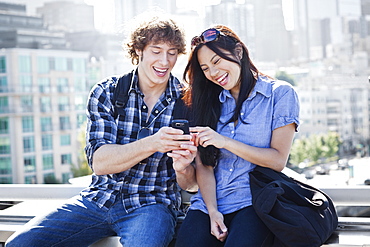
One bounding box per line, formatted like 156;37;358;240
183;25;259;167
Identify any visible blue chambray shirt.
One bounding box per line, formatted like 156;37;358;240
82;69;184;213
190;75;300;215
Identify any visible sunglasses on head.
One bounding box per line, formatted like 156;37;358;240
191;28;221;48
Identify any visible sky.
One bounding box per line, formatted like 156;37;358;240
83;0;295;33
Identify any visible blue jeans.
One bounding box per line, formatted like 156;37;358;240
175;206;274;247
5;195;177;247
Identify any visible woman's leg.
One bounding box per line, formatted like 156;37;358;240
175;210;224;247
5;195;116;247
224;206;274;247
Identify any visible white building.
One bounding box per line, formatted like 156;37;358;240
297;74;370;155
0;48;90;184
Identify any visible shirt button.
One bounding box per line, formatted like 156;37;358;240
155;110;159;114
231;131;235;134
229;169;233;172
241;112;244;116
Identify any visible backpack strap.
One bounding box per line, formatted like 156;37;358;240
112;72;132;118
112;72;191;123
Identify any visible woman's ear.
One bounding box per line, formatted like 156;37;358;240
235;43;243;60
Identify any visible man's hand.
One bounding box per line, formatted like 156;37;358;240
149;127;193;153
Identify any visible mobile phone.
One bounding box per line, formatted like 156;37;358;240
171;119;190;135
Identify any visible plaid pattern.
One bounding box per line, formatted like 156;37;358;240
82;69;183;212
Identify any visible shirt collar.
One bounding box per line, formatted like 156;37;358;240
129;68;183;102
219;75;273;102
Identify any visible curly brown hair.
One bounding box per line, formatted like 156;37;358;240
125;15;186;65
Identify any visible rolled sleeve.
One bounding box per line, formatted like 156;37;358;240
85;80;117;169
272;82;300;132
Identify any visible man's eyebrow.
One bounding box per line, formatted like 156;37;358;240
148;45;178;50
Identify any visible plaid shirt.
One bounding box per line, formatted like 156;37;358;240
82;69;183;213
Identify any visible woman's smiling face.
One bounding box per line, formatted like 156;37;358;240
197;45;241;96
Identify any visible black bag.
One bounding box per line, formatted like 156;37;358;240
249;166;338;247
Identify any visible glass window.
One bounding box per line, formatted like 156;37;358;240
0;56;6;73
77;114;86;128
0;137;10;154
0;76;8;92
41;117;53;132
43;173;56;183
49;57;55;70
19;55;31;73
0;177;12;183
37;57;49;74
67;58;73;71
60;134;71;146
58;96;69;111
42;134;53;150
20;75;32;92
61;153;72;165
62;173;70;183
22;116;34;133
55;57;67;71
0;97;9;113
73;58;85;73
24;156;36;173
57;78;69;93
0;117;9;134
42;154;54;170
75;95;86;110
0;157;11;175
38;78;51;93
25;175;36;184
23;136;35;153
74;77;87;92
60;116;71;130
40;96;51;112
21;95;33;113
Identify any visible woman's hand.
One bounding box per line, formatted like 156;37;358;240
191;127;227;149
209;210;228;242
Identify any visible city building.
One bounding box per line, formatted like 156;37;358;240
0;2;91;184
0;47;90;184
36;1;95;32
297;74;370;156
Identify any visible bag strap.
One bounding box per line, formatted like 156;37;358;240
112;73;132;119
252;166;329;210
112;72;189;121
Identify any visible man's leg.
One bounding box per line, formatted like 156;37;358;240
111;203;177;247
5;195;116;247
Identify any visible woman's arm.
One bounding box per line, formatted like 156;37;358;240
195;155;228;242
191;123;296;172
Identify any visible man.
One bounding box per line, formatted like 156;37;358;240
6;14;197;247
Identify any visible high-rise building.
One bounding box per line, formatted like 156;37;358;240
253;0;292;63
36;1;95;32
0;2;91;184
204;0;255;56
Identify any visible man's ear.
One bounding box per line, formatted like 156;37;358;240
235;43;243;60
135;49;142;57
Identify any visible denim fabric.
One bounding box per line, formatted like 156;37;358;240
175;206;273;247
5;195;177;247
190;76;300;214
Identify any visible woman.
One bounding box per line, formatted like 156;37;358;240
175;25;300;246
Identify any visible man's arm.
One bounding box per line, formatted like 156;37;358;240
168;144;198;192
93;127;195;175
